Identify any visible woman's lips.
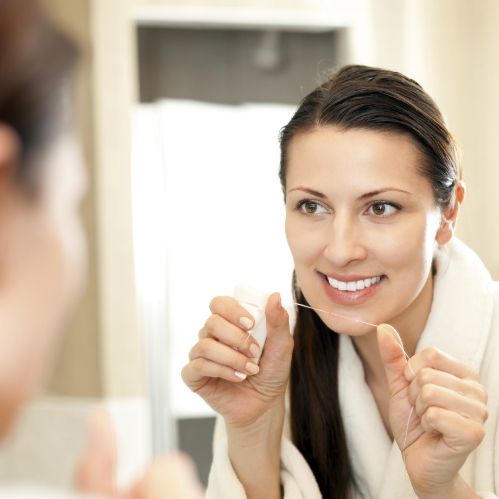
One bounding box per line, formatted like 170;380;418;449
319;272;385;305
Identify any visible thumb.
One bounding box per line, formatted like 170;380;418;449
377;323;409;397
261;292;293;366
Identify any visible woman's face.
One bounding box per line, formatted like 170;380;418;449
285;126;446;336
0;129;87;437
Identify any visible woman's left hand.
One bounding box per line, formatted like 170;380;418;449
377;325;488;499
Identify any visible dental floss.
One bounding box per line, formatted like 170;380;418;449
235;289;415;460
293;302;378;328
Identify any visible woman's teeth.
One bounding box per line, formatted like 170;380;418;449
327;275;382;292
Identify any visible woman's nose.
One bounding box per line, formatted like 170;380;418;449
322;215;368;267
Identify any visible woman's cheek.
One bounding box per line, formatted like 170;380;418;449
288;228;323;267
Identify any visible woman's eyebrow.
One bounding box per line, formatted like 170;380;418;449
287;187;327;198
358;188;412;200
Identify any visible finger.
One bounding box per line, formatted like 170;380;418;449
377;323;408;397
404;346;478;383
408;367;488;406
199;314;261;358
209;295;258;331
260;293;293;368
414;383;488;423
182;357;249;390
189;338;260;377
420;406;485;453
74;410;118;496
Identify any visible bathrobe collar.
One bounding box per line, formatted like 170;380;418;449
338;238;494;498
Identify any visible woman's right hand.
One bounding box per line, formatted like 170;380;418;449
181;292;293;429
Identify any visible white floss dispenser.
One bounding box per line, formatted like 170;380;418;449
233;285;269;363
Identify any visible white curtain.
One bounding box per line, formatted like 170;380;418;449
132;100;295;430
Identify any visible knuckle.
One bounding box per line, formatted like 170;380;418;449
209;295;224;312
470;425;485;446
209;295;233;313
420;384;435;404
476;383;488;404
417;367;433;385
188;344;197;360
424;406;439;425
204;314;218;332
423;347;440;364
197;338;212;357
190;357;203;374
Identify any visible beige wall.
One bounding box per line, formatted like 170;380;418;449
90;0;144;396
41;0;145;397
41;0;103;396
351;0;499;278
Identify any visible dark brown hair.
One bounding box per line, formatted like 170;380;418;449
0;0;78;191
279;65;460;498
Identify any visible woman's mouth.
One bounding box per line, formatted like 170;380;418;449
319;272;385;304
327;275;382;292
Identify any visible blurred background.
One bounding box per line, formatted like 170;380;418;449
1;0;498;491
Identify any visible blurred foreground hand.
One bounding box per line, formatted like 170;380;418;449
74;410;205;499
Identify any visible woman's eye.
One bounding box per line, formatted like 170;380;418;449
367;202;399;217
297;200;328;215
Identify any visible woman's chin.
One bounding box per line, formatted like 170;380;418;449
319;312;376;337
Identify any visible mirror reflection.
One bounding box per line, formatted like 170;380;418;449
0;1;498;498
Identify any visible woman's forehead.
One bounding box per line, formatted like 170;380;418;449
286;127;429;191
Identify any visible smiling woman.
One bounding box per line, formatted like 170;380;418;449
182;65;499;499
285;128;442;337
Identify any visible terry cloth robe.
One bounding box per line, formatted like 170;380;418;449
206;238;499;498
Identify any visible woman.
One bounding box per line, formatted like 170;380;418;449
0;1;203;497
182;65;499;498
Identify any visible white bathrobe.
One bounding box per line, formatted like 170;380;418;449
206;239;499;498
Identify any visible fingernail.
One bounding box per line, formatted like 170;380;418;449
234;371;247;380
245;362;259;375
240;316;254;330
249;343;260;358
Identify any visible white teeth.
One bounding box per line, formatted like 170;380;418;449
327;275;382;292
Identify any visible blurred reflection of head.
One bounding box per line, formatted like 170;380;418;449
0;0;85;438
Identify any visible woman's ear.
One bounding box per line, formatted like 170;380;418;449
0;123;20;179
436;181;465;245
